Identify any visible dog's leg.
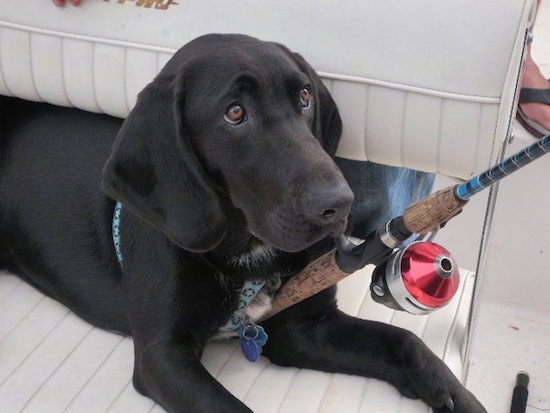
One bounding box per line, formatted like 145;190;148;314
263;298;486;413
118;233;253;412
131;339;252;413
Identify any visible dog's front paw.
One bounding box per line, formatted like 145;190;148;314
404;365;487;413
396;334;486;413
427;384;486;413
397;373;486;413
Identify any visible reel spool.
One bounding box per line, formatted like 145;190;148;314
370;241;460;315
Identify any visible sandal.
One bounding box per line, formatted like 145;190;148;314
516;86;550;138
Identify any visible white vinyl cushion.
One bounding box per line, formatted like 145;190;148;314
0;0;537;179
0;266;477;413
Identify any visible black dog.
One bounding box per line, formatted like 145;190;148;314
0;34;485;412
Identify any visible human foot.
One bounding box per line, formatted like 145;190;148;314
517;55;550;138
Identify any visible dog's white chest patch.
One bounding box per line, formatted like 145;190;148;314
244;289;274;322
228;244;277;269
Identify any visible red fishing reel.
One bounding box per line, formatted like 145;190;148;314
370;241;460;315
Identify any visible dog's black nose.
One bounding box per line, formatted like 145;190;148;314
308;183;354;224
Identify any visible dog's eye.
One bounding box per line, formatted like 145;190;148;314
300;87;312;109
224;104;246;125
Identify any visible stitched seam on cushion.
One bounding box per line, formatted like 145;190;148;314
317;71;501;104
363;84;370;159
0;27;14;96
400;91;408;166
64;335;126;410
441;271;473;364
28;32;44;102
0;305;72;386
435;98;446;173
0;21;176;55
0;294;48;348
60;37;75;107
20;325;96;411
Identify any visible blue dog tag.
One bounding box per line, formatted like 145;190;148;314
238;321;268;362
241;337;261;362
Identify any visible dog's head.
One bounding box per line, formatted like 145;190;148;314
102;34;354;253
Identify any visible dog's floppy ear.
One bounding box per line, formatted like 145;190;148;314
102;72;226;253
288;51;343;156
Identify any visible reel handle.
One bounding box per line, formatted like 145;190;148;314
261;250;347;321
401;185;466;234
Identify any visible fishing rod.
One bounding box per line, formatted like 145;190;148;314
262;134;550;320
401;133;550;235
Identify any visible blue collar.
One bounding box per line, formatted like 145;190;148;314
219;280;264;331
113;201;124;266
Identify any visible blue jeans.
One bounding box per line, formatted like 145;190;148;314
334;158;435;239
